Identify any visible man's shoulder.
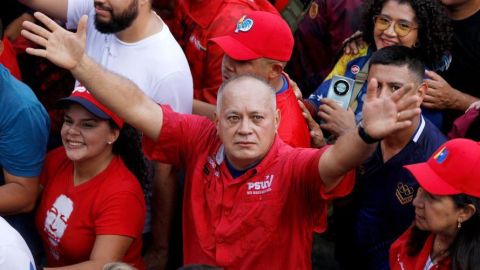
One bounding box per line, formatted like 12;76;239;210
416;118;447;153
0;67;46;116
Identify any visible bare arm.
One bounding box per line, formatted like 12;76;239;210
0;171;39;215
45;235;134;270
192;99;216;120
318;80;420;191
21;13;164;141
18;0;68;21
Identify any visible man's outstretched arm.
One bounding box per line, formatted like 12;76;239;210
318;79;421;191
22;12;164;140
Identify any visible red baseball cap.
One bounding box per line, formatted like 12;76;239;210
404;139;480;198
210;11;293;61
57;86;124;128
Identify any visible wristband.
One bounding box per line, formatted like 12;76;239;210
357;123;382;144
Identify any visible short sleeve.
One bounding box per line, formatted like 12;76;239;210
288;146;355;232
95;191;146;237
0;106;49;178
142;105;216;166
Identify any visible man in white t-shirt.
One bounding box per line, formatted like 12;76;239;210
19;0;193;111
0;216;36;269
19;0;193;267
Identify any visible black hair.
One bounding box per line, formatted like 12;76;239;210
360;0;452;68
407;194;480;270
110;122;148;191
370;45;425;82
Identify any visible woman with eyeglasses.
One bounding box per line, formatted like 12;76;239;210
390;138;480;270
35;88;148;269
304;0;451;138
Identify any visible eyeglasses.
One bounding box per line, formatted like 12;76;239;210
373;15;418;37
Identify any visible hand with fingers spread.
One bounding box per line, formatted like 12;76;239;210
21;12;87;71
318;98;356;137
361;78;421;140
297;100;326;148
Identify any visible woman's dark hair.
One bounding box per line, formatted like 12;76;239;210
407;194;480;270
110;122;148;191
360;0;452;68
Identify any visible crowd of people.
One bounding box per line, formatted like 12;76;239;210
0;0;479;269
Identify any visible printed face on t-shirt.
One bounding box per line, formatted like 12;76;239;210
215;77;279;170
45;194;74;247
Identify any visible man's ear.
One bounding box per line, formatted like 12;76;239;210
417;81;427;105
268;61;284;82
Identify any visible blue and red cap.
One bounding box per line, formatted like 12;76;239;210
210;11;294;61
57;86;124;128
404;139;480;198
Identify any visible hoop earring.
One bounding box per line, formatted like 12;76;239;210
413;41;420;48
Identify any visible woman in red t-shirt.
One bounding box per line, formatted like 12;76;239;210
36;88;147;270
390;139;480;270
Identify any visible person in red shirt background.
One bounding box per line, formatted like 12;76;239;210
172;0;276;105
197;11;312;148
36;88;147;270
390;139;480;270
20;9;423;268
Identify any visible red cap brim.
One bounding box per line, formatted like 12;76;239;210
404;163;461;196
210;36;261;61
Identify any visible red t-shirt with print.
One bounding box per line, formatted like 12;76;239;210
36;148;146;269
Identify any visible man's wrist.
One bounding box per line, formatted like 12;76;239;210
357;122;382;144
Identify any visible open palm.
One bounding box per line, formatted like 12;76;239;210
22;12;87;71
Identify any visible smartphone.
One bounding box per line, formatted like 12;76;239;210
326;75;355;110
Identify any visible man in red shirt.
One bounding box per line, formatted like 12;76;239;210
22;13;422;269
174;0;276;105
195;11;311;148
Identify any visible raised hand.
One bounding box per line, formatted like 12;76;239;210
21;12;88;70
362;78;421;139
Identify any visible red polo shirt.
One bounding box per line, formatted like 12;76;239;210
174;0;277;104
390;226;452;270
144;106;355;270
277;80;311;147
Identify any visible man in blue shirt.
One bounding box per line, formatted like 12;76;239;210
333;46;447;270
0;18;50;259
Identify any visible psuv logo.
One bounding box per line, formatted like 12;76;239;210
246;175;274;195
189;34;206;51
235;15;254;33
